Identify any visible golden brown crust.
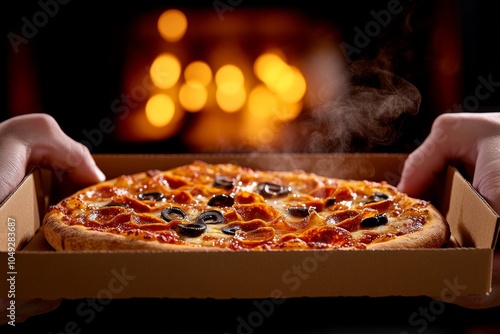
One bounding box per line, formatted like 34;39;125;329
43;214;229;252
366;204;449;250
42;161;450;252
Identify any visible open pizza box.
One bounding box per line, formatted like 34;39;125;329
0;153;498;301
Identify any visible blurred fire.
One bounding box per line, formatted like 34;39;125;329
115;7;344;152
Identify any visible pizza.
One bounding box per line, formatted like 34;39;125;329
42;160;450;251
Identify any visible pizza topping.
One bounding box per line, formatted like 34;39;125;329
196;210;224;225
363;199;392;211
287;206;314;218
234;203;280;222
222;225;242;235
88;207;127;223
43;161;449;251
105;202;128;208
161;207;189;222
111;195;152;212
279;226;357;249
214;175;236;189
137;192;164;201
234;226;275;247
325;197;336;207
207;194;235;207
176;222;207;237
257;182;292;198
367;193;390;203
173;191;195;204
360;213;388;227
234;191;265;204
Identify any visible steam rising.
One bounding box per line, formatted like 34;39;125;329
278;60;421;152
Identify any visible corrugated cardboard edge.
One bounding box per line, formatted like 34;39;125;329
441;166;500;249
0;167;45;251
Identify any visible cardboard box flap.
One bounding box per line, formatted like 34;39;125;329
441;166;500;249
0;168;46;251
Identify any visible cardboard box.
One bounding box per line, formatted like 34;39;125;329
0;153;498;301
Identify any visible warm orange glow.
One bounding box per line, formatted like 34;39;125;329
157;9;188;42
215;65;244;91
145;94;175;127
254;53;288;87
274;66;307;104
247;84;278;118
216;85;246;113
215;65;246;112
254;53;307;105
244;84;300;146
184;61;212;86
276;100;303;122
179;81;208;112
150;53;181;89
243;85;278;146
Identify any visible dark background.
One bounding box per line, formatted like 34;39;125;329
4;0;500;155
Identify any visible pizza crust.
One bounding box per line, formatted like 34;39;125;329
43;214;229;252
366;204;449;250
44;203;449;251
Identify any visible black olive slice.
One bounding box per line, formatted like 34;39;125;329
325;197;336;207
177;223;207;237
360;213;388;227
196;210;224;224
137;192;164;201
366;193;390;204
161;207;188;222
222;226;242;235
104;202;128;208
257;182;291;198
207;194;235;207
287;206;312;218
214;176;235;189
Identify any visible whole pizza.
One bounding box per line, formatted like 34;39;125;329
42;160;450;251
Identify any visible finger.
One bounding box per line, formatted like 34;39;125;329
397;125;451;197
41;139;106;187
397;114;473;197
22;114;106;185
0;141;28;203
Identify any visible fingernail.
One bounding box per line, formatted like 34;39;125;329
95;167;106;181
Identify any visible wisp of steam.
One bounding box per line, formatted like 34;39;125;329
280;60;421;153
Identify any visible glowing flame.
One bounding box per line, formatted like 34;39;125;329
215;65;246;112
150;53;181;89
179;81;208;112
157;9;187;42
145;94;175;127
184;60;212;86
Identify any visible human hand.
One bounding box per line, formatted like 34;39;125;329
397;112;500;309
0;113;106;204
0;113;106;324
